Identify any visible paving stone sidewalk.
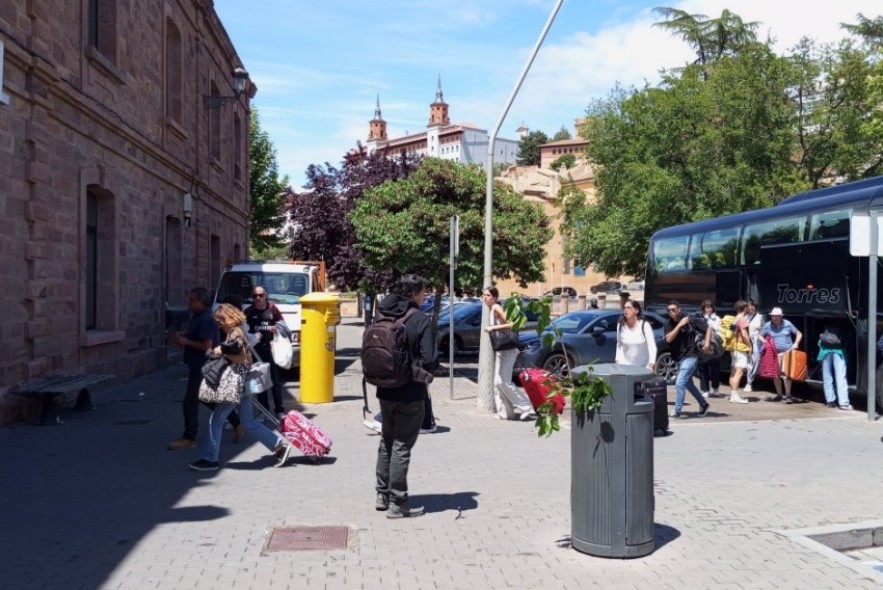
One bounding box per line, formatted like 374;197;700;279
1;319;882;589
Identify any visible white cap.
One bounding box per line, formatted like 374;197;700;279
770;307;783;316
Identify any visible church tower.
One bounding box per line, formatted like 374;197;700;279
368;94;387;142
427;75;450;127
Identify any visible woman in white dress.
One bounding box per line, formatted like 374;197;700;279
483;287;535;421
615;299;657;371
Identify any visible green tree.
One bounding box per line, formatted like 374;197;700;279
653;7;759;69
351;158;553;317
552;126;572;141
516;130;549;166
249;109;290;252
550;154;576;171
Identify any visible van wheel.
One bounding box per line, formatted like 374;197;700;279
655;352;678;384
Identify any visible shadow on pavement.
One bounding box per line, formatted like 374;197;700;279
411;491;480;515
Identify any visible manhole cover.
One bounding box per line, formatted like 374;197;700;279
265;526;349;552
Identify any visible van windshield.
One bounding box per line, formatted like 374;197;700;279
216;271;309;305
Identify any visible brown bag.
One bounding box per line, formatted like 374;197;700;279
782;349;807;382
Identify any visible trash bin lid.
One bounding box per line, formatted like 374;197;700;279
300;293;340;304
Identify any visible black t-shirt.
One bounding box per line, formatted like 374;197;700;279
665;314;699;361
244;303;283;346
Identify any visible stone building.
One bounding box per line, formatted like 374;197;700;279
0;0;253;424
366;77;519;166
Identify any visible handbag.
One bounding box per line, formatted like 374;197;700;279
489;328;519;352
200;354;229;389
245;360;273;395
198;364;245;404
270;331;294;369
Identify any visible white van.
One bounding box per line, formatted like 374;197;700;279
213;261;326;369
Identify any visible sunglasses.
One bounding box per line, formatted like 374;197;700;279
253;293;266;298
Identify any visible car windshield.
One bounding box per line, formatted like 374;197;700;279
216;271;309;305
546;312;601;334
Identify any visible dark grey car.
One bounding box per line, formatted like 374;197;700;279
437;301;540;355
515;310;676;382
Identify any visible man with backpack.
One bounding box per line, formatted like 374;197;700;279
664;300;713;418
362;274;437;518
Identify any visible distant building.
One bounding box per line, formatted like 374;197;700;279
366;77;519;166
496;119;634;298
0;1;252;424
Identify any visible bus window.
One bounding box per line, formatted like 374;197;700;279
809;208;851;240
741;216;807;265
652;235;689;272
701;228;739;268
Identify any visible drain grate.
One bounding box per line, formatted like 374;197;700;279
265;526;349;552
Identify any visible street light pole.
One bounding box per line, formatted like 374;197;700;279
477;0;565;413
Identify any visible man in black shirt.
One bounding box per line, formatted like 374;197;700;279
664;300;712;418
244;286;287;418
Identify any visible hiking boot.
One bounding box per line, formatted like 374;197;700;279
188;459;219;472
386;503;425;519
168;438;196;450
233;424;245;444
375;493;390;511
274;442;292;468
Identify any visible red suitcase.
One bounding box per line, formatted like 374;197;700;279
519;368;565;414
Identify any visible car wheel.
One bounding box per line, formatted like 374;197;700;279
542;353;571;378
654;352;678;384
439;336;462;356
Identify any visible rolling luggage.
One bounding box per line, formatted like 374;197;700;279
782;349;807;382
251;400;332;463
519;368;565;414
640;378;670;435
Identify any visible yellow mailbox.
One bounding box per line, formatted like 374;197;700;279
299;293;341;403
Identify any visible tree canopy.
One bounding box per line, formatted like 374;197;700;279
351;158;553;303
560;10;883;278
249;109;290;253
516;130;549;166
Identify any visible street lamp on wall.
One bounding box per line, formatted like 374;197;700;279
203;67;249;109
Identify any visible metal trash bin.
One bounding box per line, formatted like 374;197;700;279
570;363;655;558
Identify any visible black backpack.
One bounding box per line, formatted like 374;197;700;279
361;308;419;388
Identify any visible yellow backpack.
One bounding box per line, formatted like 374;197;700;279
719;315;738;352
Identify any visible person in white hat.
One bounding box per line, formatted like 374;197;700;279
760;307;802;402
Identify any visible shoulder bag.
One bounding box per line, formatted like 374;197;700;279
490;328;519;352
198;364;245;404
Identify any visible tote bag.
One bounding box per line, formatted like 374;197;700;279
489;328;519;352
198;365;245;404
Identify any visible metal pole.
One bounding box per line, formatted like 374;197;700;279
449;216;457;400
477;0;565;412
869;211;878;422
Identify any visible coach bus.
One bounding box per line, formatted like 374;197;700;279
644;175;883;410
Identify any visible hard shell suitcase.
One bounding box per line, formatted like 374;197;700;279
782;349;807;382
640;378;670;435
519;368;565;414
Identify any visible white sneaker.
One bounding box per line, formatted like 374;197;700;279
711;390;722;398
729;394;749;404
419;424;438;434
701;391;709;400
362;419;382;434
743;384;753;393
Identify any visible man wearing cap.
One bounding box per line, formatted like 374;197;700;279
760;307;803;402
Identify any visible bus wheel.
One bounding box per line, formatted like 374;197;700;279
655;352;678;384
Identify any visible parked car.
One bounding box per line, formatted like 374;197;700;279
589;280;622;294
543;286;578;298
514;310;676;382
626;280;645;291
436;300;541;355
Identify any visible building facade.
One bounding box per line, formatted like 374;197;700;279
366;78;519;166
495;120;634;298
0;0;252;424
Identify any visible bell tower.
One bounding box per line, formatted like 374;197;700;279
427;75;450;128
368;94;387;142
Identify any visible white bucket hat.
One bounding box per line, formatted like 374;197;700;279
770;307;783;316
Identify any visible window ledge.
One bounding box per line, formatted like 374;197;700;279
85;46;125;85
84;330;125;347
210;156;224;173
165;116;188;140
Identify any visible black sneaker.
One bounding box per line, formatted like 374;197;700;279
386;503;425;519
189;459;219;472
375;493;389;512
697;404;710;417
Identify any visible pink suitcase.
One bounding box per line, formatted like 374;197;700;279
278;410;332;463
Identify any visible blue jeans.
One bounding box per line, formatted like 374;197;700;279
821;352;849;407
199;394;283;463
673;356;706;415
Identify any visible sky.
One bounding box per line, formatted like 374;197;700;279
213;0;879;190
